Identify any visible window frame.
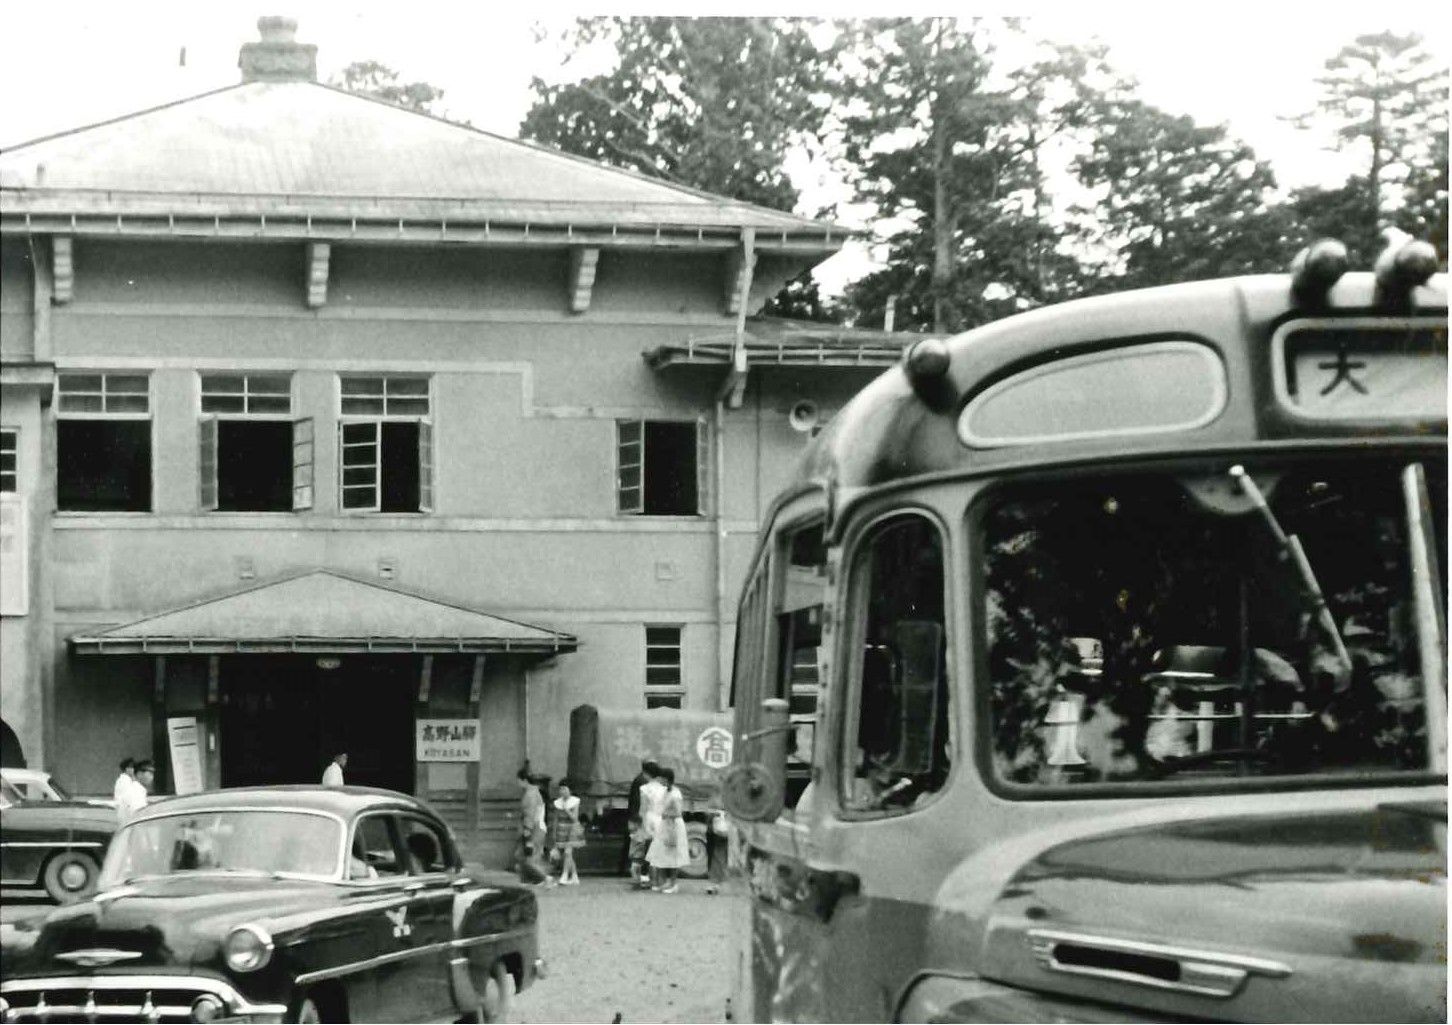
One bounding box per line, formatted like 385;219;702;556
0;427;17;493
645;623;685;708
345;811;410;883
196;373;308;513
336;375;435;515
836;505;953;821
54;371;154;514
615;418;709;517
396;814;460;876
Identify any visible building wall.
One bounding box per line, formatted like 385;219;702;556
5;236;884;802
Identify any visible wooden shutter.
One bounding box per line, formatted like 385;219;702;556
340;421;381;511
418;420;434;513
695;417;711;516
617;420;644;514
292;417;314;511
198;417;218;511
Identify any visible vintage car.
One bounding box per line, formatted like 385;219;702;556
0;786;545;1023
0;772;116;903
1;768;115;808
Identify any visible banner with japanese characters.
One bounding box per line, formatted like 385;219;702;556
416;719;480;762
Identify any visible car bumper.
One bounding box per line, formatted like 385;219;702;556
0;974;288;1023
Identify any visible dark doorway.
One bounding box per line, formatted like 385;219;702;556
219;655;416;793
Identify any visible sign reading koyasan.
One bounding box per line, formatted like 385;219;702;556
416;719;480;762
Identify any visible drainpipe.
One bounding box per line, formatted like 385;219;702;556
715;229;755;712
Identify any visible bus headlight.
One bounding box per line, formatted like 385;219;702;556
223;923;274;973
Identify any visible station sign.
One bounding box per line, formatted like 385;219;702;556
416;719;480;762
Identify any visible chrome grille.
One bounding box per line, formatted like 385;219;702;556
0;976;286;1024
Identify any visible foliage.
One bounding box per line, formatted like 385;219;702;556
520;18;835;212
331;60;447;115
1070;99;1294;291
761;272;841;322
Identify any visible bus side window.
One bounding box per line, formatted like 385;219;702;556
773;521;827;812
843;515;949;813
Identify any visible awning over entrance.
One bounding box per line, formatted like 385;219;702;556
643;316;921;371
69;569;578;656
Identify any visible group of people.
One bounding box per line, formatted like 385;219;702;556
112;756;155;823
514;759;691;892
627;760;689;894
516;769;585;887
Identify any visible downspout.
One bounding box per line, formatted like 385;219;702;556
715;228;755;712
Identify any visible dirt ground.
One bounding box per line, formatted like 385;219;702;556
511;876;739;1025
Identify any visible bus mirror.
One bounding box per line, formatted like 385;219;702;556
722;698;790;822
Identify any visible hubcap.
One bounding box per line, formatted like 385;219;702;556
60;862;88;890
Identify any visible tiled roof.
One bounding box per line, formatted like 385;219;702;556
69;569;577;655
0;81;839;243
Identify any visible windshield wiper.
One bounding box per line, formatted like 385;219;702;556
1229;466;1352;682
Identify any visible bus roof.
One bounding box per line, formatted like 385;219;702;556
790;271;1447;505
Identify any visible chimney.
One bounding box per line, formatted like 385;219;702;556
238;16;317;83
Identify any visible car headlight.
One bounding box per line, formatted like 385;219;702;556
223;923;274;973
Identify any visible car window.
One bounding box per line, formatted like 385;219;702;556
399;816;452;874
352;814;405;879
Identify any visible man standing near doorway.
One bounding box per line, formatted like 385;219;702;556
118;760;153;823
322;751;348;787
113;757;137;805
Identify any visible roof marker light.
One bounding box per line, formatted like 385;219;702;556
1289;238;1348;302
904;338;956;410
1374;237;1439;300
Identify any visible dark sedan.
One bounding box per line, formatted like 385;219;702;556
0;773;115;904
0;786;545;1023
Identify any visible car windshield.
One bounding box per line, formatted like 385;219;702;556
982;458;1445;788
1;773;68;801
99;810;343;887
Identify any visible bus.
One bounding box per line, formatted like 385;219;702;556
722;237;1446;1023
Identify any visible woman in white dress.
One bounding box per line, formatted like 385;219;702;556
645;767;690;893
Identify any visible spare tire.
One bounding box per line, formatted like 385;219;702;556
682;821;710;878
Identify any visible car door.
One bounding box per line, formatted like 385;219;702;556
0;796;58;887
343;811;432;1025
395;812;460;1021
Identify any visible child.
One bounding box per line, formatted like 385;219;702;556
551;781;584;885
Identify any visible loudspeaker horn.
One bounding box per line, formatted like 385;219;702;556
788;399;820;433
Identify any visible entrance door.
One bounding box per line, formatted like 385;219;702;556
220;655;416;793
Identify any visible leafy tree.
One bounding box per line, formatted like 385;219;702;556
761;272;841;322
1071;99;1293;290
1290;32;1448;251
837;20;1120;332
331;60;446;115
520;18;835;212
1395;125;1449;263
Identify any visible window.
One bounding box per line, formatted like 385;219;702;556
0;429;16;492
350;814;405;879
339;376;433;513
646;625;684;709
198;374;312;512
56;373;151;512
399;816;453;874
774;522;827;805
617;420;708;516
842;515;949;813
981;460;1445;790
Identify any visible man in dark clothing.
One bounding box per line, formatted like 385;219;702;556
626;760;660;884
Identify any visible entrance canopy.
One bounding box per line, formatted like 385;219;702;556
70;569;577;656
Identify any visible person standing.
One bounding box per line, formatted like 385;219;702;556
112;757;137;805
118;760;153;824
515;769;548;884
633;763;666;890
623;759;653;879
646;767;689;894
550;781;584;885
322;751;347;787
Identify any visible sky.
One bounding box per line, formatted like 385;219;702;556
1;2;1446;291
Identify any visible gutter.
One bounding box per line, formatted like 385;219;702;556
715;228;755;712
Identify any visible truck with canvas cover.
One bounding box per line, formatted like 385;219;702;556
566;704;734;878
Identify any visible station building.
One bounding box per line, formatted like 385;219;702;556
0;19;903;856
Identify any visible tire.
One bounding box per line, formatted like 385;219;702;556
42;850;98;904
477;961;514;1023
681;822;710;879
290;994;323;1024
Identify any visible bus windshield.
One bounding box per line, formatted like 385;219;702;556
982;457;1445;788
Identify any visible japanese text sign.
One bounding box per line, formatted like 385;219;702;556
416;719;480;762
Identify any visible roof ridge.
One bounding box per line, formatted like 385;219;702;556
309;568;574;639
304;80;831;229
0;81;250;154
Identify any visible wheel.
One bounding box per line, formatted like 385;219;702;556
476;961;514;1023
290;994;323;1024
681;822;710;879
42;850;98;904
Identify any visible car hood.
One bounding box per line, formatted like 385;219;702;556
938;794;1446;1023
17;875;335;973
6;801;117;833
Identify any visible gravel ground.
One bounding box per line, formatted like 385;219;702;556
513;876;738;1025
